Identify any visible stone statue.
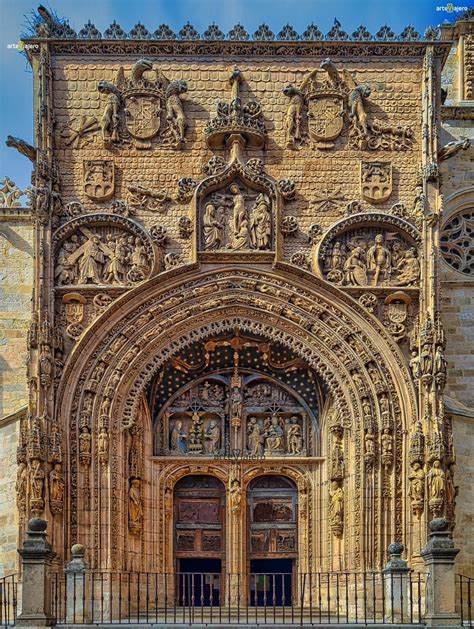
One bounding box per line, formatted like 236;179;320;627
165;80;188;146
428;460;445;501
381;429;393;468
247;417;264;456
264;415;285;453
99;396;111;417
128;478;143;533
283;84;304;148
29;458;45;503
329;241;345;271
343;247;367;285
229;478;242;514
79;426;92;454
367;234;392;285
343;71;371;137
286;416;303;455
164;486;173;515
49;463;65;503
329;480;344;537
420;343;433;378
409;462;425;517
230;184;251;250
250;194;272;250
170;420;187;453
98;81;122;144
204;420;220;454
97;427;109;462
396;248;420;286
364;429;375;463
409;350;421;381
16;462;28;513
203;203;225;250
434;346;447;380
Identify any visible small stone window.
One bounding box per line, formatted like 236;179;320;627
441;209;474;276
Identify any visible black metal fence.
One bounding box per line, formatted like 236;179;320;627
0;575;18;627
50;570;426;625
457;574;473;627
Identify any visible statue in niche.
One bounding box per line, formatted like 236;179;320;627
203;420;221;454
367;234;392;286
381;429;393;468
395;248;420;285
78;235;106;284
434;345;447;381
97;427;109;462
128;478;143;534
247;417;264;456
264;415;285;453
230;184;251;250
229;387;243;420
170;420;187;453
409;351;421;381
29;458;45;504
427;460;445;502
343;247;367;285
230;478;242;514
330;241;345;272
49;463;65;503
79;426;92;454
329;480;344;537
409;462;425;516
16;462;28;507
364;429;376;464
250;194;272;250
286;416;303;455
203;203;225;250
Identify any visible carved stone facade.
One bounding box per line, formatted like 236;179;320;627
0;7;473;584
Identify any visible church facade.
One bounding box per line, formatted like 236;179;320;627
0;7;473;596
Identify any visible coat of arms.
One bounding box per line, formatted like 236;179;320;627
97;59;188;150
83;160;115;202
361;161;392;204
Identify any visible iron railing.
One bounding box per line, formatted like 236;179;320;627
50;570;426;625
457;574;473;627
0;575;18;627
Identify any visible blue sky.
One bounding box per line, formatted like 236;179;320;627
0;0;470;191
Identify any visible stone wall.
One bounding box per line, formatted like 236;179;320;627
0;212;33;574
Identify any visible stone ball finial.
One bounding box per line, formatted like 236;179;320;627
429;517;449;533
388;541;404;556
28;517;47;532
71;543;85;558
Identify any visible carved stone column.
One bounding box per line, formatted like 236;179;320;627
421;518;461;627
227;465;244;608
17;518;55;627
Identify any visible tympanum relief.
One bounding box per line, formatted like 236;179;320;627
159;377;310;458
54;218;155;287
321;228;420;287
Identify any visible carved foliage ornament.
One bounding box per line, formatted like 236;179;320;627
97;58;188;149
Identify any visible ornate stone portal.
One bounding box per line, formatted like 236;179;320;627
5;7;462;589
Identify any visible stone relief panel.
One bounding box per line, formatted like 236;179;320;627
157;376;312;458
53;214;156;287
316;216;421;288
200;181;274;253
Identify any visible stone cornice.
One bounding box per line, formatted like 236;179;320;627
24;39;452;62
0;206;32;222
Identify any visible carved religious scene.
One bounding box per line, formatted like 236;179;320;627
54;216;155;287
152;332;318;458
319;222;420;288
200;180;274;253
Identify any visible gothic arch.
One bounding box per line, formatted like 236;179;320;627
56;264;417;568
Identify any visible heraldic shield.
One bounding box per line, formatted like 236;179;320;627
307;93;345;149
125;94;162;141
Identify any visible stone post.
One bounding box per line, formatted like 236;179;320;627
64;544;89;624
421;518;461;627
17;518;55;627
383;542;411;624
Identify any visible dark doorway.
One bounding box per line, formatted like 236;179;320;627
177;558;221;606
250;558;293;607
